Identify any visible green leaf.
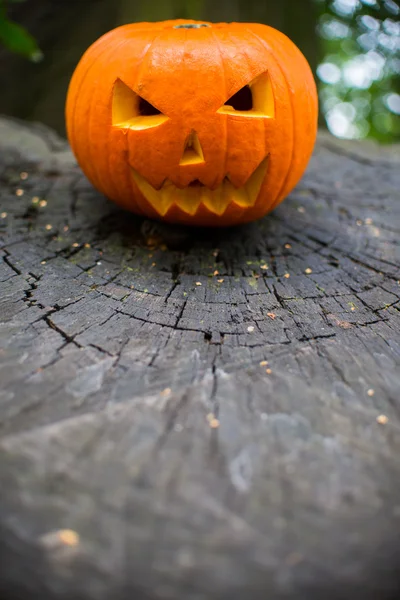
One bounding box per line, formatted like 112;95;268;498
0;16;42;61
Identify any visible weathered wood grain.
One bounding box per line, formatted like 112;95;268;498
0;116;400;600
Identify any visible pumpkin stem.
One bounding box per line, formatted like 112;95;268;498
173;24;210;29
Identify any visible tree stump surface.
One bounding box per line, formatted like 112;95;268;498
0;116;400;600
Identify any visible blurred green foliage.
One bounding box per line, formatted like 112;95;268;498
316;0;400;143
0;0;42;61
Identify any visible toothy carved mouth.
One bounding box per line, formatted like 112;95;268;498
131;157;268;217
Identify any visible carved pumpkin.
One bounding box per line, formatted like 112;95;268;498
66;20;318;227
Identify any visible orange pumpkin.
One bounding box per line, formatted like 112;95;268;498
66;20;318;227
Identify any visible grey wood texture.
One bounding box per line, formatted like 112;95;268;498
0;116;400;600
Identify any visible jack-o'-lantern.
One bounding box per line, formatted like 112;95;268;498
66;20;318;227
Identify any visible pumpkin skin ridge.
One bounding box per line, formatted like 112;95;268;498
97;30;168;207
121;29;174;211
100;38;140;203
176;25;228;191
248;25;318;211
122;28;186;218
108;30;176;202
250;28;298;211
68;24;173;205
218;25;294;218
244;27;295;218
220;28;283;221
66;33;121;173
125;27;196;191
66;20;318;227
87;39;129;198
209;27;267;188
211;28;229;189
71;35;135;199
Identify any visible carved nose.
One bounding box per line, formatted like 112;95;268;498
179;130;204;166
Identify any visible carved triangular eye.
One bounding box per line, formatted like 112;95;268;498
218;71;275;118
225;86;253;111
138;97;161;117
112;78;168;130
